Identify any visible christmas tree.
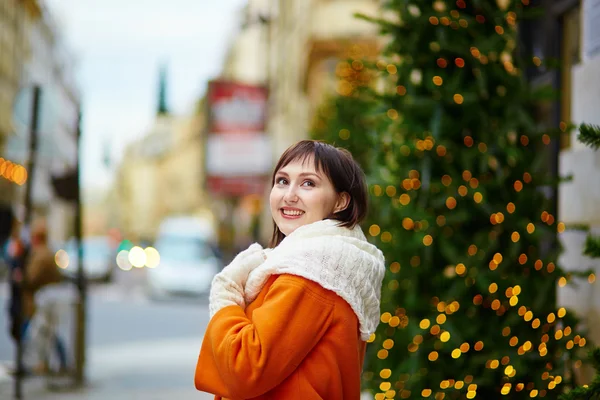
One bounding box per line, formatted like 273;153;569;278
311;0;596;398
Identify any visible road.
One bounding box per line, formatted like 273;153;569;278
0;268;215;399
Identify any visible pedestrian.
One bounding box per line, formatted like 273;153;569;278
20;219;68;374
194;140;386;400
2;213;26;344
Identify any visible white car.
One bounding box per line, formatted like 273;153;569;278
146;235;221;299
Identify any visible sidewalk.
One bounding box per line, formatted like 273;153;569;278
0;378;214;400
0;336;214;400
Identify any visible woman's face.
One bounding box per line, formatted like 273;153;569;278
270;157;349;237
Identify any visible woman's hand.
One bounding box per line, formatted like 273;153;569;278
209;243;266;318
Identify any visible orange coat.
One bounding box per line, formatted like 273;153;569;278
194;274;366;400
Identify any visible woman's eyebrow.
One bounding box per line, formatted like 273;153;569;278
299;172;321;180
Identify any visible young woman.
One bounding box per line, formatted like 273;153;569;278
195;140;385;400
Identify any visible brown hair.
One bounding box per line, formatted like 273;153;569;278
269;140;368;247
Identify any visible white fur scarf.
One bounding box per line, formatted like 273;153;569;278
245;219;386;341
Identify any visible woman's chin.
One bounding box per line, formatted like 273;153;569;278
277;220;303;237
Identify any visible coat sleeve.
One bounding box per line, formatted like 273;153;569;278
194;274;335;399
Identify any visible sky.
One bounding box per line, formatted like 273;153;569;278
44;0;247;191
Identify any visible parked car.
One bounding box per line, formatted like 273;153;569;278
60;236;115;283
146;216;221;299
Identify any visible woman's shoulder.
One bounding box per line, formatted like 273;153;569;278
270;274;340;304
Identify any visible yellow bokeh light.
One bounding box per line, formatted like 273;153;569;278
420;319;431;329
440;331;451;342
506;202;516;213
381;312;392;323
423;235;433;246
451;349;461;358
428;351;439;361
558;277;567;287
454;94;464;104
128;246;147;268
446;197;457;209
399;194;411;205
511;232;520;242
380;369;392;379
144;247;160;268
381;232;393;243
383;339;394;349
369;224;381;236
116;250;132;271
54;249;69;269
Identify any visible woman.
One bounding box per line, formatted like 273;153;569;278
195;140;385;399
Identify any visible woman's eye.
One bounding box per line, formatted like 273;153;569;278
276;177;288;185
302;180;315;187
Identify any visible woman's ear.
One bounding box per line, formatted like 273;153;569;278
334;192;351;213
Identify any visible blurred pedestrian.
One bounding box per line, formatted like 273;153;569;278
20;219;68;374
2;213;26;343
195;140;386;400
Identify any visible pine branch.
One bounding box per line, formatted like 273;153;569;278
584;235;600;259
559;349;600;400
578;124;600;150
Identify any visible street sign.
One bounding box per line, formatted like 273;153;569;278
205;80;271;197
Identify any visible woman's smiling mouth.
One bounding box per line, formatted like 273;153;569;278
281;208;305;219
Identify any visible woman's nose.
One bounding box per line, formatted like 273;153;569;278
283;186;299;202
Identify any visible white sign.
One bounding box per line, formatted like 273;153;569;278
584;0;600;60
206;133;272;176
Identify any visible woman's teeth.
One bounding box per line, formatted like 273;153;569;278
282;209;304;216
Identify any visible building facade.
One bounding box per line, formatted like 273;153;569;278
0;0;35;205
115;70;210;242
0;0;80;245
553;0;600;360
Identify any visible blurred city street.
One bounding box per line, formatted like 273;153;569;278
1;0;599;398
0;269;213;399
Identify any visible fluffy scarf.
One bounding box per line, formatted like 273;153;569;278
245;219;386;341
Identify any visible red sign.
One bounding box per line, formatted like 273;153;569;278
205;81;271;197
207;81;268;133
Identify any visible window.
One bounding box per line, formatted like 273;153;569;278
560;4;581;149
